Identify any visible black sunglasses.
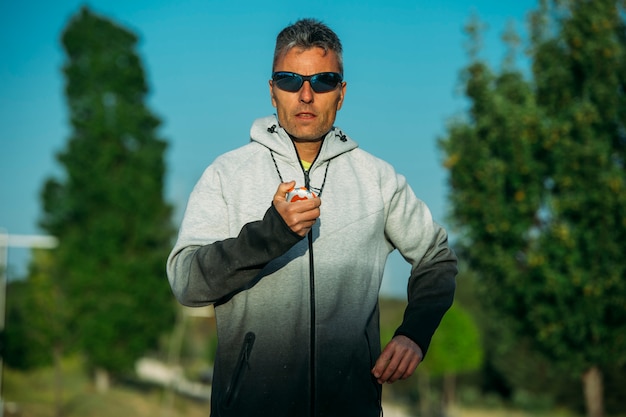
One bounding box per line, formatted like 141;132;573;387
272;71;343;93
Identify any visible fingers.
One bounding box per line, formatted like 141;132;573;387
273;181;296;202
372;335;423;384
273;181;321;237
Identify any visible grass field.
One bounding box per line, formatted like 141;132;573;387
2;358;582;417
1;301;606;417
3;357;209;417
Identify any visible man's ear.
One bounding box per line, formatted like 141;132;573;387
269;80;277;108
336;81;347;111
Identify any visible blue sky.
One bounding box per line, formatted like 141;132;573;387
0;0;537;296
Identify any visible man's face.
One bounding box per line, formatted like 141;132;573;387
270;47;346;142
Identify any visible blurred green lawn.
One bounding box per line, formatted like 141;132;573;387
3;357;582;417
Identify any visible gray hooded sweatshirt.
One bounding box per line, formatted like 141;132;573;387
167;115;457;417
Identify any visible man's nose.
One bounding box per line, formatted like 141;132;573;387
299;80;314;103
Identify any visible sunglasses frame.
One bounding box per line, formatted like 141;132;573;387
271;71;343;93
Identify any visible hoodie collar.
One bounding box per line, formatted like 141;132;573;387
250;115;358;164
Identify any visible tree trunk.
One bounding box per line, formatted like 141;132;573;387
417;370;432;417
54;345;64;417
582;366;603;417
441;373;456;415
95;368;110;393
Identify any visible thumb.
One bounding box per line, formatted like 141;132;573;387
274;181;296;202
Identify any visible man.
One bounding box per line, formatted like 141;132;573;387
167;18;457;417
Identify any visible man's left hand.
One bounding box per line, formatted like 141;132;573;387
371;335;423;384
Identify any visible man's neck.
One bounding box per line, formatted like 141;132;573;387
292;139;322;164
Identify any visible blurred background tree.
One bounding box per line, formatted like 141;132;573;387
409;301;484;417
424;303;483;411
439;1;626;417
4;251;65;371
4;250;68;415
39;6;176;390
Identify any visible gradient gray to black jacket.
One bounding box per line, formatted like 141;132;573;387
167;115;457;416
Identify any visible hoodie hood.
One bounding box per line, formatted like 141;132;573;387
250;115;358;165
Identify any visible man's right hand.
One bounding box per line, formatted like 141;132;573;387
273;181;321;237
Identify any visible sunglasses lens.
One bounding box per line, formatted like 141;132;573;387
311;73;342;93
272;72;343;93
273;73;303;92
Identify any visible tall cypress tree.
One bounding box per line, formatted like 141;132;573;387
439;1;626;416
40;6;175;383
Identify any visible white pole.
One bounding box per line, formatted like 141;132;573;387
0;229;58;417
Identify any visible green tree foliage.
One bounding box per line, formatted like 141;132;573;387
4;251;65;369
4;280;47;370
439;1;626;415
40;7;175;377
528;0;626;367
421;304;484;415
423;304;483;378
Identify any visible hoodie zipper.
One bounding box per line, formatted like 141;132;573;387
308;229;316;417
293;140;320;417
303;169;317;417
269;128;331;417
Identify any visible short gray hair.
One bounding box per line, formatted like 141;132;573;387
272;18;343;74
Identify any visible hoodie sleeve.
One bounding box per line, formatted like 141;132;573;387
383;171;457;356
393;227;457;356
166;166;303;307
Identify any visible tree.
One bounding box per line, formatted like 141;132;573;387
40;6;176;388
439;1;626;416
4;279;51;370
423;304;483;412
413;300;483;417
28;250;68;417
